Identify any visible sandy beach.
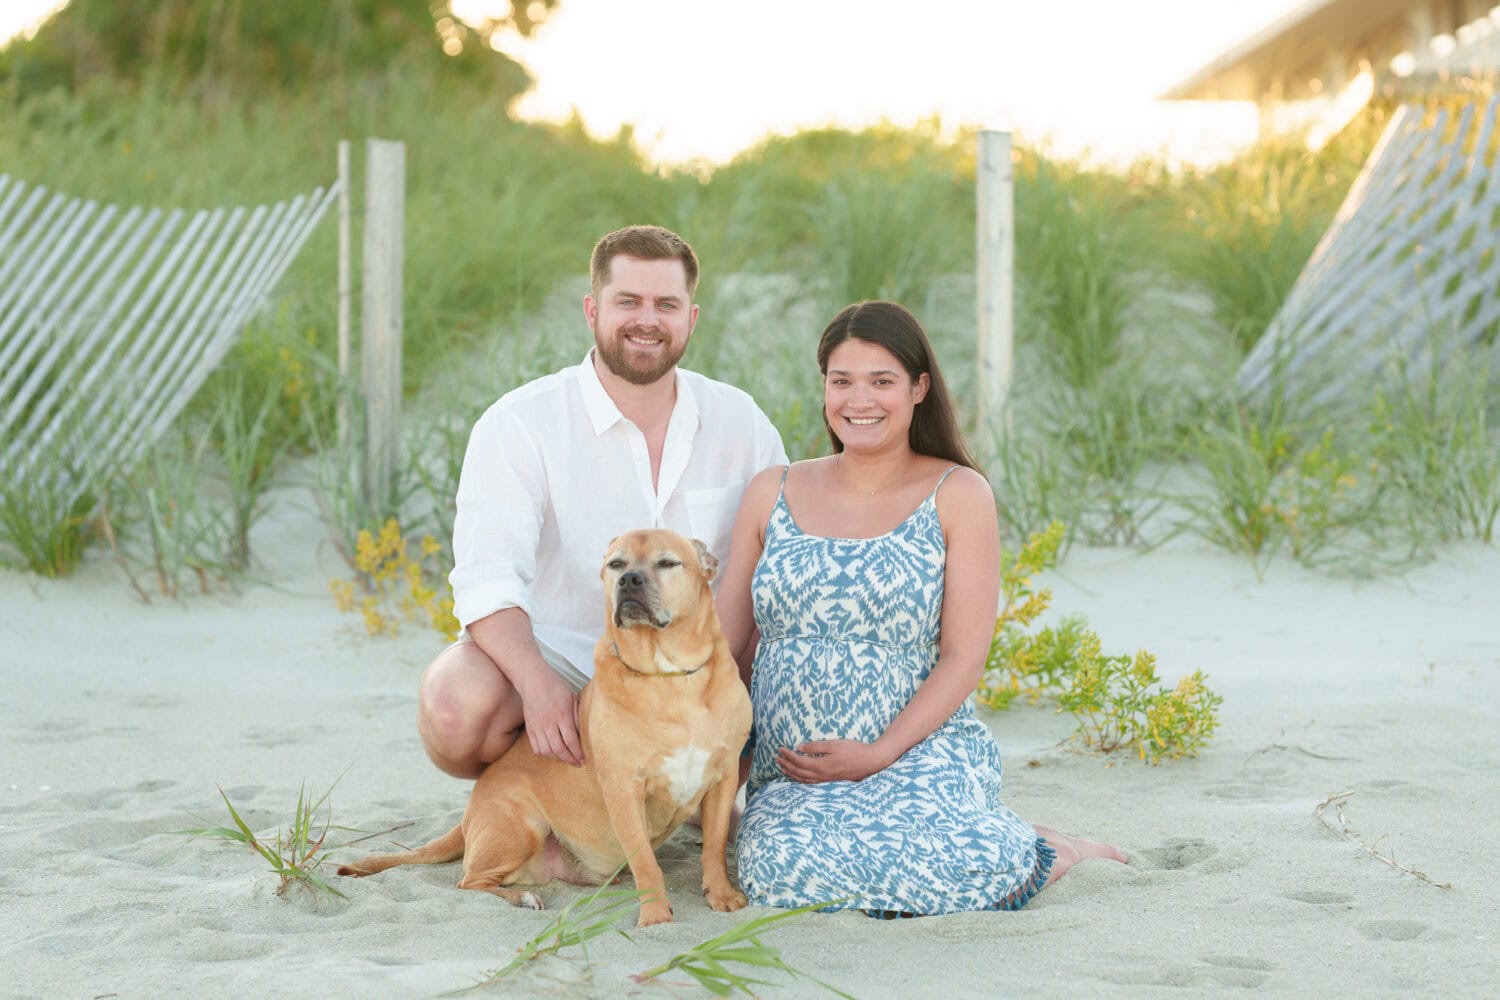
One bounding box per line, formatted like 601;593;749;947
3;492;1496;999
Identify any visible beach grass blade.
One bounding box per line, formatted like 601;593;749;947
176;779;350;899
444;871;644;996
632;901;856;998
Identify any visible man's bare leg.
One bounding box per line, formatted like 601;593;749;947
417;641;525;779
1033;823;1127;886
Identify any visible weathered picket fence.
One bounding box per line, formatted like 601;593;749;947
0;175;337;498
1237;95;1500;401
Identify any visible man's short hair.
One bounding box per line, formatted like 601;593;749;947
590;225;700;297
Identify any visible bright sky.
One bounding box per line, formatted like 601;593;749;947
5;0;1310;166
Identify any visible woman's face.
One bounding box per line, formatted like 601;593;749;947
823;337;929;453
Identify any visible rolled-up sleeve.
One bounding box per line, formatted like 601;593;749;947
449;402;547;629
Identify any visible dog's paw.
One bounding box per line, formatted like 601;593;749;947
704;886;748;913
335;865;369;877
514;890;544;910
636;901;675;927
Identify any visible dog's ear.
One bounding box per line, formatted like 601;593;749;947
601;535;624;580
690;538;718;582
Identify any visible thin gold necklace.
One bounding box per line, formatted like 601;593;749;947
837;454;905;495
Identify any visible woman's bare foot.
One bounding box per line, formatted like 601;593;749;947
1033;824;1127;886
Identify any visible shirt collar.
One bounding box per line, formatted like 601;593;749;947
577;349;623;435
575;349;700;436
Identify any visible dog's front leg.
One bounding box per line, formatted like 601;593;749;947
599;780;673;927
697;773;747;912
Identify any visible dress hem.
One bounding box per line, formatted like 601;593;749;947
859;835;1057;919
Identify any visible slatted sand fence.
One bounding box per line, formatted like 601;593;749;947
1237;97;1500;403
0;174;338;500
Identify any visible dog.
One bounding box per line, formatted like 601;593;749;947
338;529;752;927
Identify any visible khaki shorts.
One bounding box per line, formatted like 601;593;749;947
448;633;589;693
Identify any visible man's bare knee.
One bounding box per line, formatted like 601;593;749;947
417;642;524;777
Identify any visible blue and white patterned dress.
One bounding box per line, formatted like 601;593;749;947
734;467;1054;915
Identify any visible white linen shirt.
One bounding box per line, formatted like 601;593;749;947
449;352;786;678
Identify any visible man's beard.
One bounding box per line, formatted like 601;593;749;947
593;322;685;386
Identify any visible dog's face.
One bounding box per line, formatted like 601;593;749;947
601;530;718;631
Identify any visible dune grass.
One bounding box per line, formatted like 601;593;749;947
446;875;854;999
179;781;349;900
3;73;1494;585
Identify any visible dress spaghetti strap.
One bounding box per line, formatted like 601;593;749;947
929;464;962;499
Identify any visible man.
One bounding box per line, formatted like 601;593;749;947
419;225;786;777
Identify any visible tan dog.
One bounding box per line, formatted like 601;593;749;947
338;529;752;927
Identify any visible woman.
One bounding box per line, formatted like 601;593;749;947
718;301;1123;916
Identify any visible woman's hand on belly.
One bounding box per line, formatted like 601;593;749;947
775;739;895;784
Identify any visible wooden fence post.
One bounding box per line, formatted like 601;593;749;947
976;129;1014;431
361;138;405;513
337;139;352;449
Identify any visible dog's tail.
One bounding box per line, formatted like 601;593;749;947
337;824;465;877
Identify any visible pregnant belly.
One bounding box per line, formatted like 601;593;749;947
753;638;928;745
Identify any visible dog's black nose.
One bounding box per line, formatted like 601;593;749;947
619;571;646;590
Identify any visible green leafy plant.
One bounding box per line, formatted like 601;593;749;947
633;902;856;998
329;517;458;641
1056;647;1222;763
978;522;1222;763
180;781;348;900
979;520;1070;709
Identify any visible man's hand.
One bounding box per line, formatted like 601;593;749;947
775;740;890;784
518;670;584;766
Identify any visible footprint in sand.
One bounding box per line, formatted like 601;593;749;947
1086;953;1275;989
241;724;334;748
1203;783;1276;802
1282;889;1354;906
1199;954;1276;988
1358;919;1429;941
14;718;88;744
126;693;181;710
1136;838;1218;870
1362;779;1439;801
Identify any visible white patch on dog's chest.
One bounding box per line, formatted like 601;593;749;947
655;745;713;805
653;648;697;674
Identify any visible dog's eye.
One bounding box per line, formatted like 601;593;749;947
656;559;681;569
606;558;627;570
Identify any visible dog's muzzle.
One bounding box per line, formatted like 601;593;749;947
613;572;671;629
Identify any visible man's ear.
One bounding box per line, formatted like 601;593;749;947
690;538;719;582
583;293;598;326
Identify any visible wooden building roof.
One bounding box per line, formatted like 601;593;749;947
1164;0;1437;100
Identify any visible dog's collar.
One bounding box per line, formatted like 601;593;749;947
611;642;707;677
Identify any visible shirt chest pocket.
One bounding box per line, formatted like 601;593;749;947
683;484;744;569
